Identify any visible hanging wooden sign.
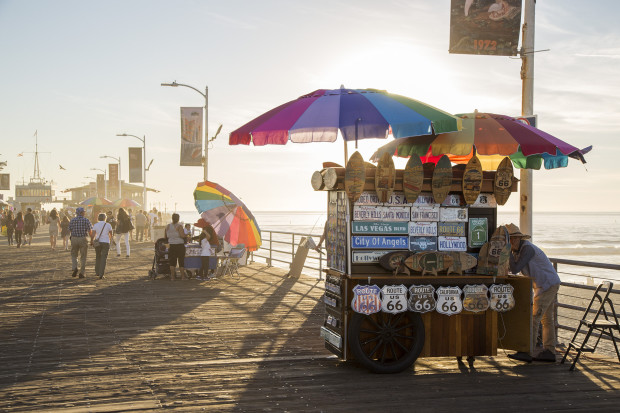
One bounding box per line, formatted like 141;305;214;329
379;251;413;275
345;151;366;203
431;155;453;204
408;285;436;313
375;152;396;203
446;252;478;275
472;193;498;208
381;285;409;314
489;284;516;312
435;286;463;316
463;155;483;205
494;157;513;205
403;155;424;204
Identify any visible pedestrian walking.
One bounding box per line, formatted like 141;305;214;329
135;210;147;242
91;213;113;279
60;215;70;250
23;208;35;246
48;209;60;250
3;210;14;246
114;208;132;257
68;207;93;279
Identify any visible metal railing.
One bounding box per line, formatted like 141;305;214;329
250;229;325;279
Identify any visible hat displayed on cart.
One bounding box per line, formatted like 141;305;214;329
506;223;531;239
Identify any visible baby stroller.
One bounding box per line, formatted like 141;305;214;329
148;238;170;279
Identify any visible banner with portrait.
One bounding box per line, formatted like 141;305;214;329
0;173;9;190
449;0;522;56
128;147;142;183
96;174;105;198
180;107;203;166
108;163;119;200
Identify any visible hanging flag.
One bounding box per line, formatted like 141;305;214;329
180;107;203;166
96;174;105;198
0;174;9;190
108;163;119;199
449;0;522;56
128;147;142;183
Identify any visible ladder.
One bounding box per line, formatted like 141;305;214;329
561;281;620;371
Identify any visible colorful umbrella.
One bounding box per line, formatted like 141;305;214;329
79;196;112;206
112;198;141;208
229;87;462;148
371;112;592;170
193;181;261;251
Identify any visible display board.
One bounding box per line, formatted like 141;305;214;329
326;191;348;273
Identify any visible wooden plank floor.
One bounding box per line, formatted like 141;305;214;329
1;229;619;412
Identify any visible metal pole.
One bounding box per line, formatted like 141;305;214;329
204;86;209;182
104;171;107;199
118;158;122;199
520;0;535;239
143;136;147;210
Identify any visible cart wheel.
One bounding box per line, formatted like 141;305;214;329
348;311;425;374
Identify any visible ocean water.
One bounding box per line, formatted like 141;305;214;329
178;210;620;283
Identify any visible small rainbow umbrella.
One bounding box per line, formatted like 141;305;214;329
112;198;141;208
80;196;112;206
193;181;261;251
371;112;592;170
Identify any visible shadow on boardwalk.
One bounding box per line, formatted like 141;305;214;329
1;229;619;411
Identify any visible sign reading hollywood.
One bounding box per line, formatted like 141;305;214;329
352;236;409;249
411;205;440;221
438;222;466;237
438;236;467;252
436;286;463;316
408;284;436;313
408;221;438;237
409;236;438;252
351;284;382;315
381;285;408;314
439;207;468;222
463;284;490;313
352;250;395;263
489;284;515;312
352;221;408;234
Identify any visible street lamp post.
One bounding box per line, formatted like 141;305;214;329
161;81;209;181
90;168;107;198
100;155;121;199
116;134;146;209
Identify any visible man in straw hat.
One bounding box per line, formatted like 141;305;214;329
505;223;561;363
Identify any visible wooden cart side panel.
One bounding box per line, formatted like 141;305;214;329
421;312;433;357
500;276;533;353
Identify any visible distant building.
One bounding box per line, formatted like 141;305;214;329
62;180;159;208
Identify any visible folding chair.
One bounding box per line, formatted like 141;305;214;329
561;281;620;371
221;247;246;278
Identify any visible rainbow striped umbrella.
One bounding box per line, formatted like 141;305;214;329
79;196;112;206
193;180;261;251
112;198;141;208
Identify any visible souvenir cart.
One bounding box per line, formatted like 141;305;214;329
313;152;532;373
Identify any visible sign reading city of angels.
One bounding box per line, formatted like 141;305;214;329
408;284;436;313
489;284;516;312
381;285;408;314
352;236;409;249
436;286;463;316
462;284;490;313
351;284;382;315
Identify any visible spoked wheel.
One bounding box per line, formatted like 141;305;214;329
348;311;425;373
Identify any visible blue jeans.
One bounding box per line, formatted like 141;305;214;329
95;242;110;277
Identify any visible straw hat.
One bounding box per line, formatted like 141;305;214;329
506;223;531;239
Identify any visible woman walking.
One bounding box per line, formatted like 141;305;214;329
166;213;187;280
14;212;24;248
60;215;70;250
114;208;132;257
4;210;14;246
91;213;114;279
48;209;60;250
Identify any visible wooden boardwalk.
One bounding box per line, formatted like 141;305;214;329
1;229;619;412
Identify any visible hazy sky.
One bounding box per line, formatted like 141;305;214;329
0;0;618;216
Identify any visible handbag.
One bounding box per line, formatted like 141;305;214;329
93;223;107;248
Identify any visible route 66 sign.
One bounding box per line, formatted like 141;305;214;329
435;286;463;316
462;284;490;313
489;284;515;312
381;285;408;314
408;284;436;313
351;284;382;315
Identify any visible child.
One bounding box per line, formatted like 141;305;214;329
184;223;192;243
196;231;212;280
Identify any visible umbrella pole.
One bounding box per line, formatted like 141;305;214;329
343;139;349;165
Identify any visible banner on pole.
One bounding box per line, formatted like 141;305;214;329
449;0;521;56
96;174;105;198
180;107;203;166
0;174;9;190
108;163;119;200
128;147;142;183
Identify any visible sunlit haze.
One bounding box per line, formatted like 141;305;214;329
1;0;618;216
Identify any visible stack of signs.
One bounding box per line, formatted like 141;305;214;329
438;206;467;252
350;283;515;316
